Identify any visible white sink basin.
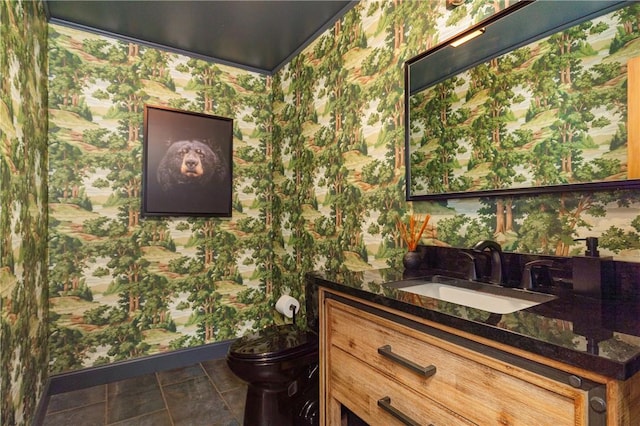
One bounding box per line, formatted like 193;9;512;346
388;276;556;314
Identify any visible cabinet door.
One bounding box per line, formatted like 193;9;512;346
324;297;591;426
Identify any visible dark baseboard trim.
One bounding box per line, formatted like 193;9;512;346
48;339;235;394
32;378;51;426
33;339;235;425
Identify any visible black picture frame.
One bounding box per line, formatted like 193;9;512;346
142;105;233;217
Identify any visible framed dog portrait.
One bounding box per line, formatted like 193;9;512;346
142;105;233;217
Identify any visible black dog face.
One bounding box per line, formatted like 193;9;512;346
157;140;226;192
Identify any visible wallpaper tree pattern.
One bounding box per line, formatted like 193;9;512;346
40;0;640;378
1;1;49;424
47;25;274;372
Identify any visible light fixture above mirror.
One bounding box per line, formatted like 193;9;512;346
407;1;629;95
449;28;485;48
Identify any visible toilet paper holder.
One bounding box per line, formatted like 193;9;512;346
289;304;297;324
275;295;300;324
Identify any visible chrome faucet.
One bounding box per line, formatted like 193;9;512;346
472;240;504;285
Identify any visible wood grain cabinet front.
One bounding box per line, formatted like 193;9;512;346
330;345;477;426
319;291;618;426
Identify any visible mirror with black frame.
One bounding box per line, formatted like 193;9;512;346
405;0;640;201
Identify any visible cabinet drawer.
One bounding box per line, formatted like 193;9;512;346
326;300;588;426
330;345;476;426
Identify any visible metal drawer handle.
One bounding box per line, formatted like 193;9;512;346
378;396;425;426
378;345;436;377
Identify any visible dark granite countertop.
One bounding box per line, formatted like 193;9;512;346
306;266;640;381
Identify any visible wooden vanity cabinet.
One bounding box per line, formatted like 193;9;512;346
319;289;640;426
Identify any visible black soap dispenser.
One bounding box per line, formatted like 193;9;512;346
572;237;614;299
580;236;600;257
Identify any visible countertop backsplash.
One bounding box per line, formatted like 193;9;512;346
415;244;639;299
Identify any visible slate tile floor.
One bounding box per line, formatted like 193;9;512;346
41;359;247;426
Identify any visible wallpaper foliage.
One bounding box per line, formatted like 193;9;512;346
47;24;272;373
0;0;49;424
46;0;640;379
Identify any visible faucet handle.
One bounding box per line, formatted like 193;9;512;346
521;259;554;290
459;251;478;281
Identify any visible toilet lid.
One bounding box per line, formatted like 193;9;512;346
229;324;318;361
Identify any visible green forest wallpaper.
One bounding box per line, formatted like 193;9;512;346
46;25;272;370
1;1;49;424
3;0;640;422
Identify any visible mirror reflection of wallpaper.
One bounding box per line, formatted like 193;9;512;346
409;5;640;196
46;0;640;376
